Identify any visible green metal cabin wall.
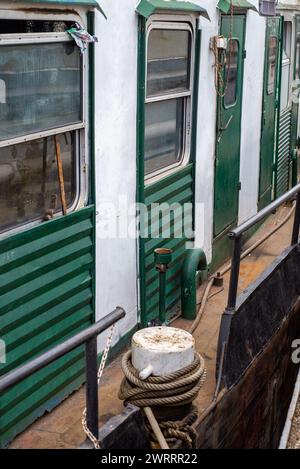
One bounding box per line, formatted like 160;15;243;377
0;7;96;447
276;108;292;197
0;206;95;447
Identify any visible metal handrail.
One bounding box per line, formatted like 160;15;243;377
229;183;300;240
0;307;126;441
216;182;300;388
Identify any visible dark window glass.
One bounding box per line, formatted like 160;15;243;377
224;39;239;107
0;131;76;233
296;35;300;81
267;36;278;95
147;29;191;97
145;98;184;175
0;42;81;141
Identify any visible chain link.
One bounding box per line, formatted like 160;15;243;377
82;324;116;450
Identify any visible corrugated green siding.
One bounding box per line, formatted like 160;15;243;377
141;165;193;325
276;109;292;197
0;206;95;447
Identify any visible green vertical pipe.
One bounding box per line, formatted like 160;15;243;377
158;271;167;324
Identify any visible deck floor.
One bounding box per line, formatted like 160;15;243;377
8;205;295;449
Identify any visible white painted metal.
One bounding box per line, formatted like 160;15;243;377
131;327;195;377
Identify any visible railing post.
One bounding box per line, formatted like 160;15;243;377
291;191;300;246
227;235;243;310
85;336;99;441
216;235;242;387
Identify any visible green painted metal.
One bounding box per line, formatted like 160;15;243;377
142;166;194;325
217;0;257;13
137;18;201;326
136;0;210;20
290;15;300;187
13;0;106;17
214;15;246;238
258;17;281;210
181;248;207;320
0;206;95;447
275;108;292;197
154;249;173;324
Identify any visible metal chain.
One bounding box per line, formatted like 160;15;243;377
82;324;116;450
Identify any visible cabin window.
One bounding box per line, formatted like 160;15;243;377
267;36;278;95
0;42;81;141
0;27;85;234
295;34;300;81
224;39;239;107
144;23;193;179
281;21;292;111
0;132;76;233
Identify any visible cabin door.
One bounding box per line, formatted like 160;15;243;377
259;17;281;209
214;15;246;238
291;16;300;185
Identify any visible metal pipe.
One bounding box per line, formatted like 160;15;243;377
230;182;300;239
291;191;300;246
85;336;99;441
158;270;167;324
154;249;172;325
0;307;125;394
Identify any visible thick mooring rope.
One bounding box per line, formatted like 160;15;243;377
146;410;199;449
118;350;206;408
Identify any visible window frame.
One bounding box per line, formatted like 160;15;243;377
0;31;86;148
223;37;240;109
144;19;195;184
0;26;88;239
280;19;293;112
266;35;278;96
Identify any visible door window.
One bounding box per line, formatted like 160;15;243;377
145;24;193;179
224;39;239;107
281;21;292;111
267;36;278;95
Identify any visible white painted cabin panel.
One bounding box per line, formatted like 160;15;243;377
94;1;139;348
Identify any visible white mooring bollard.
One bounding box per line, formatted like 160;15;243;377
131;327;195;380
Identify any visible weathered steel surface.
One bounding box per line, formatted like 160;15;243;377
0;206;95;448
196;245;300;449
223;244;300;387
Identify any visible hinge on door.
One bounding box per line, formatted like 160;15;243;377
275;99;279;110
272;163;277;172
242;50;247;59
238;181;242;191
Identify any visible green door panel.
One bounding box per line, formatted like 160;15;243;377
291;16;300;185
259;17;281;209
0;206;95;447
140;165;194;326
214;15;246;237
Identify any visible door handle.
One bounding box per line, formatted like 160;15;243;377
217;115;233;143
219;115;233;131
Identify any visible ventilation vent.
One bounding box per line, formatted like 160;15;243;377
259;0;276;16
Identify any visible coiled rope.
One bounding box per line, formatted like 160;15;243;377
119;350;206;408
146;410;199;449
119;350;206;448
